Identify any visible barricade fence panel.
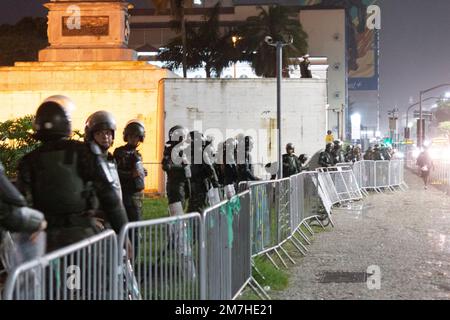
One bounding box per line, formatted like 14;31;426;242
375;161;390;188
118;213;201;301
230;192;252;299
249;181;278;256
276;179;291;244
4;230;118;301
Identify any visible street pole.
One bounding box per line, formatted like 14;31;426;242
276;42;282;180
418;83;450;148
265;35;293;179
419;90;423;148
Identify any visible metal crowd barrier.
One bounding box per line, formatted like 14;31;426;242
429;160;450;185
4;160;408;301
3;230;118;300
248;171;330;271
202;191;268;300
117;213;202;300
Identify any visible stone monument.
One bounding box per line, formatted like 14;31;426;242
40;0;137;61
0;0;174;194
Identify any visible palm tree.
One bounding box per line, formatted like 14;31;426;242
158;3;237;78
238;5;308;78
151;0;193;78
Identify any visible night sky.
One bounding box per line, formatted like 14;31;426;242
1;0;450;130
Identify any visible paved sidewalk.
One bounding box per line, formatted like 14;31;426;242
272;170;450;300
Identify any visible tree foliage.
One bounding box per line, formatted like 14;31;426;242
158;3;238;77
236;5;309;78
0;17;48;66
0;115;40;178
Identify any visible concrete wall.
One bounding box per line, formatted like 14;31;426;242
299;9;347;139
0;61;173;193
162;78;328;171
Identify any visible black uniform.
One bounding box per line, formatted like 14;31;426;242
17;139;129;252
162;140;191;207
0;162;44;234
318;144;335;168
282;154;301;178
237;137;260;183
114;144;146;222
186;132;218;213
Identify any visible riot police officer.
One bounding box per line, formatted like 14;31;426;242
332;140;345;164
185;131;218;213
381;145;392;161
223;138;239;199
162;125;191;216
372;144;384;161
237;136;260;183
344;145;355;163
282;143;301;178
364;146;374;160
17;96;129;252
1;162;46;235
318;143;335;168
85;111;123;200
1;162;47;275
202;135;221;205
113;120;147;223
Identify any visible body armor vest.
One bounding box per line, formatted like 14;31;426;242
28;148;91;217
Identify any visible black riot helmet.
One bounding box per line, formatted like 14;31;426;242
168;125;188;143
84;111;117;142
325;143;334;152
33;95;74;142
286;143;295;153
123;119;145;142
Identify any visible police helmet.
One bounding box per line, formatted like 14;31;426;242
168;125;188;143
33;95;75;141
286;143;295;152
84;111;117;142
123;119;145;142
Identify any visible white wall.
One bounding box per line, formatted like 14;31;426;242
163;78;328;170
300;9;347;139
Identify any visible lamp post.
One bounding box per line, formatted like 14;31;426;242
265;35;293;179
418;83;450;147
405;96;441;140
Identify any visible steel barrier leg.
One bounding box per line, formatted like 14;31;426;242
265;252;280;270
273;248;288;268
251;260;266;280
292;234;309;253
279;245;296;265
296;229;311;246
249;277;271;300
303;222;315;236
314;217;326;229
288;238;307;256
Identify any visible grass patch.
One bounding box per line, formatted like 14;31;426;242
142;197;169;220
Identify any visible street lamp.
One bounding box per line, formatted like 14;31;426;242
405;96;441;140
265;35;293;179
418;83;450;147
